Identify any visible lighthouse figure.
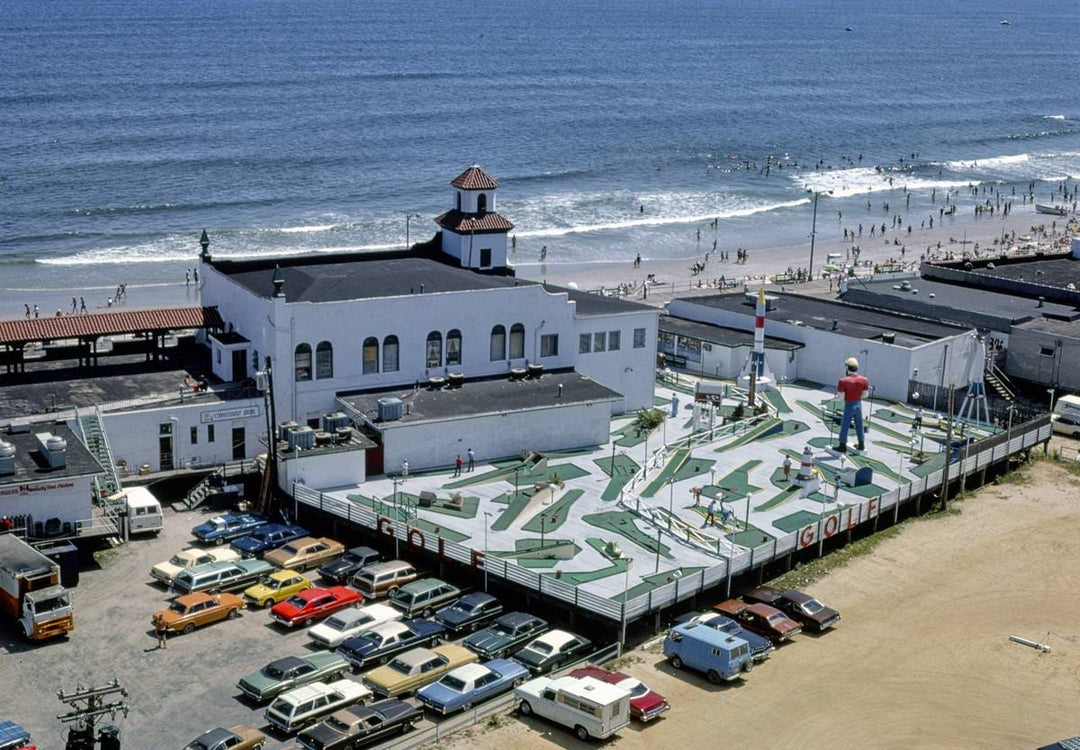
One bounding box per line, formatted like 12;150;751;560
739;288;775;405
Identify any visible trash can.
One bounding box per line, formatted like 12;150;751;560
39;540;80;588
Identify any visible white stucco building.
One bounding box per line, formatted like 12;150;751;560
195;166;659;475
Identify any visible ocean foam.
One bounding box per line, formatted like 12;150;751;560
38;240;404;266
796;168;970;198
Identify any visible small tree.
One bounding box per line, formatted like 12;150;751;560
633;407;665;435
731;403;745;422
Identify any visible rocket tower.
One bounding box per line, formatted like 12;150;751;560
740;288;774;402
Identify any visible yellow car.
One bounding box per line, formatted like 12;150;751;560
243;569;311;608
363;644;477;698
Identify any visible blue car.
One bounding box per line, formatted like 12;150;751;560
230;522;308;557
0;720;32;750
674;611;774;661
417;658;528;715
191;512;267;545
336;618;446;670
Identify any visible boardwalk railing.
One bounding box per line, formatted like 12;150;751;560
292;415;1049;625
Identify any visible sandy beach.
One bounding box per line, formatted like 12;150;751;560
0;202;1071;321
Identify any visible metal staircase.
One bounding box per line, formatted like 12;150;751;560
182;472;216;510
984;362;1017;403
76;407;122;499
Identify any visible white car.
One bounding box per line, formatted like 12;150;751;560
150;547;240;586
264;678;371;733
307;603;402;648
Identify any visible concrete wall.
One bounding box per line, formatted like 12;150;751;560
379;400;614;473
0;476;94;526
1006;326;1080;390
97;398;265;473
280;449;366;492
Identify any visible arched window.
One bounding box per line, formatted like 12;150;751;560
362;337;379;375
294;343;312;381
426;331;443;368
477;193;488;213
490;325;506;361
509;323;525;359
383;335;399;372
315;341;334;379
446;329;462;366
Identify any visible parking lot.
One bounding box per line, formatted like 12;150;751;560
0;503;613;749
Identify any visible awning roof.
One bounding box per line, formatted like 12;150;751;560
0;306;223;345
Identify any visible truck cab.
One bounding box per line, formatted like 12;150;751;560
663;621;753;683
515;675;630;742
21;585;74;639
0;535;75;641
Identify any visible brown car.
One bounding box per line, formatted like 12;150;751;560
183;724;265;750
714;599;801;643
743;586;841;632
264;536;345;571
154;592;245;634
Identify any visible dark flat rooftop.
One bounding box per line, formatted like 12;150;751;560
676;292;971;347
546;285;655;317
0;345;221;421
842;278;1079;329
0;423;104;484
967;256;1080;290
216;255;526;303
1015;316;1080;338
659;315;803;351
339;370;621;426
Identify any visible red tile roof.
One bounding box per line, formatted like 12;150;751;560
450;166;499;190
0;306;223;345
435;210;514;234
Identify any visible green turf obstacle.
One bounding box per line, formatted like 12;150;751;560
582;510;672;558
521;490;584;533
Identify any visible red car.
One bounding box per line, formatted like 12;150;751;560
714;599;801;643
270;586;363;628
569;666;670;722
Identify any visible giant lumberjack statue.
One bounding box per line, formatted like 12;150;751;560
834;357;869;453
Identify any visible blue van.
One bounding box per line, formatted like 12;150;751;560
663;621;754;683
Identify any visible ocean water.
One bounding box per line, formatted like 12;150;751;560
1;0;1079;295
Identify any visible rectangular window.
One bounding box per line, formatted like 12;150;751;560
190;426;198;445
579;333;592;354
593;332;606;352
1040;346;1055;357
207;424;215;443
608;330;621;351
159;422;172;436
490;329;506;361
633;327;647;348
540;333;559;358
480;248;492;267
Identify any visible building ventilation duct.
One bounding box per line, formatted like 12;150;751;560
36;433;67;469
527;363;544;379
0;439;15;476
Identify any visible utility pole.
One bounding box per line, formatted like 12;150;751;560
57;678;128;750
940;389;955;512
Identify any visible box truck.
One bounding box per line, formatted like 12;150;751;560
0;534;74;640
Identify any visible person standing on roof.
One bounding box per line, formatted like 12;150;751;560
835;357;870;453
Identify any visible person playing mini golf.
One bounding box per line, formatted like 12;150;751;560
835;356;870;453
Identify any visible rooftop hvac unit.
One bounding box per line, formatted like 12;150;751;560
288;425;316;451
321;412;350;432
509;368;527;381
0;439;15;476
427;376;446;390
278;421;299;442
447;372;465;389
314;431;333;447
333;427;352;444
36;432;67;469
377;397;403;422
527;363;544;379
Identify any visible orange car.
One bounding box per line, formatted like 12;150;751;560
264;536;345;571
154;592;244;634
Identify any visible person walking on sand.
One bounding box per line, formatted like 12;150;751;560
24;304;30;319
71;297;78;314
185;269;191;286
33;305;39;318
155;614;168;649
79;297;87;314
467;447;475;472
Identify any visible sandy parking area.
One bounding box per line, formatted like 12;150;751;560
455;458;1080;750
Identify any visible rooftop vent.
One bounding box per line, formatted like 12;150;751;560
1037;296;1045;308
527;363;544;379
0;439;15;476
377;397;404;422
509;367;527;381
831;319;839;331
882;332;896;344
448;372;465;389
35;432;67;469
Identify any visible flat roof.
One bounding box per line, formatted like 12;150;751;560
212;254;526;303
675;291;971;347
339;370;621;426
841;278;1079;330
0;423;103;485
966;255;1080;291
659;315;803;351
0;345;220;421
1015;316;1080;338
546;285;655;317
